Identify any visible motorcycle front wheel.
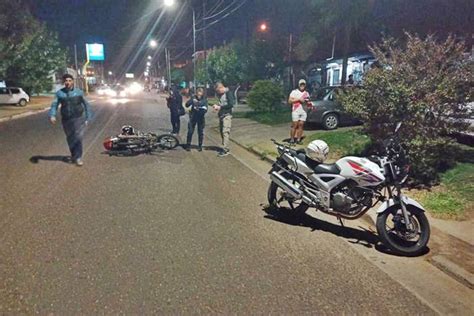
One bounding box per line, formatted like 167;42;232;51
376;205;430;257
156;134;179;150
267;178;309;214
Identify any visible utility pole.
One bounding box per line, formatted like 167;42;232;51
289;33;294;90
165;47;171;88
203;0;208;92
83;44;90;95
74;44;79;88
192;7;196;91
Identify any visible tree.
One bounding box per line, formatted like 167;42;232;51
0;0;67;94
206;44;244;86
170;68;185;84
339;33;472;184
195;59;210;86
246;37;286;82
247;80;284;112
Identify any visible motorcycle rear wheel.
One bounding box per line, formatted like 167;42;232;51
267;179;309;214
156;134;179;150
376;205;430;257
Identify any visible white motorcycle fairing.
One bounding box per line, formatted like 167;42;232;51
376;195;426;214
336;157;385;187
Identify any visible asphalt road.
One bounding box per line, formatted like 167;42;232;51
0;94;436;314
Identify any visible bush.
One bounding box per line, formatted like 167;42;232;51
339;33;472;184
247;80;284;112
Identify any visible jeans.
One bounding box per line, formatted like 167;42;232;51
170;112;181;134
219;114;232;152
62;117;86;161
186;113;205;147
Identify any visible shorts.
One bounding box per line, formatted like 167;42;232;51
292;107;307;122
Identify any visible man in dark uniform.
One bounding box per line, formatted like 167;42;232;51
48;74;92;166
166;83;183;135
185;87;208;151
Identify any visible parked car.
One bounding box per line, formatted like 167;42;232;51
306;86;360;129
0;87;30;107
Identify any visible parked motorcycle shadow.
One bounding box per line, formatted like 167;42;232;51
29;155;72;164
262;205;429;256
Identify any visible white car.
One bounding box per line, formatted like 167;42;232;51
0;87;30;106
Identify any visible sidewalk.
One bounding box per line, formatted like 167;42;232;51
209;104;474;288
0;96;53;122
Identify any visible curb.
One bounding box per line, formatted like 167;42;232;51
0;106;49;123
230;137;276;165
429;255;474;289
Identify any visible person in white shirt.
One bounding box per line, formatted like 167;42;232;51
288;79;311;144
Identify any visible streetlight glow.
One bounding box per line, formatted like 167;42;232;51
164;0;175;7
147;55;152;60
149;39;158;48
259;23;268;32
147;61;151;66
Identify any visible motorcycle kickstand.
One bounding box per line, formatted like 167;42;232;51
288;201;296;211
338;216;345;227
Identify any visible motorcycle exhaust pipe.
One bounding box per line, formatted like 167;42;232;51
270;171;302;199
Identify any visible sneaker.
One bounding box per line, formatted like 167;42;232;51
198;146;203;152
185;145;191;152
288;139;295;144
63;156;72;163
75;158;84;167
296;139;304;145
217;150;229;157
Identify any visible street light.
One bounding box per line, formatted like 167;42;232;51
147;61;151;66
147;55;152;60
149;39;158;48
259;22;268;32
108;71;113;75
162;0;196;90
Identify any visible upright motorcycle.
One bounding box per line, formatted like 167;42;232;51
267;123;430;256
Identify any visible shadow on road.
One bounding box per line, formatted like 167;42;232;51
29;155;71;164
183;144;221;152
262;205;429;256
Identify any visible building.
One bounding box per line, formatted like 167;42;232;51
305;53;376;90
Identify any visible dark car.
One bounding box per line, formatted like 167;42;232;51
306;86;360;129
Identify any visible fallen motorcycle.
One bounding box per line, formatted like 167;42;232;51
103;125;179;155
267;122;430;256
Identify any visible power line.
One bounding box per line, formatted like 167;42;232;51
203;0;237;20
196;0;247;32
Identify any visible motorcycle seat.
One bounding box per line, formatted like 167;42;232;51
292;150;340;174
313;163;340;175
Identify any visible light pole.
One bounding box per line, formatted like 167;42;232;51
162;0;196;91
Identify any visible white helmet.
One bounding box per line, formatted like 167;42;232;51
306;140;329;163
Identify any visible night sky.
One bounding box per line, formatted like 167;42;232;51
27;0;261;77
27;0;473;78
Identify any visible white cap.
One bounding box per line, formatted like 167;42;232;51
298;79;306;86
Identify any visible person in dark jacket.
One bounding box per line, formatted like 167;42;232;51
185;87;208;152
212;82;234;157
166;84;183;134
48;74;92;166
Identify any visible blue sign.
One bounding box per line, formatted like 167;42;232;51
86;43;105;61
